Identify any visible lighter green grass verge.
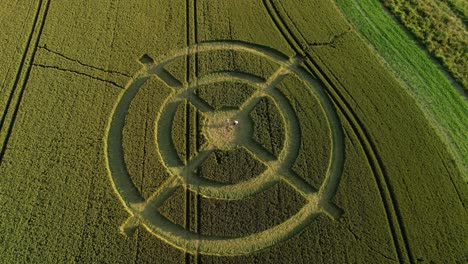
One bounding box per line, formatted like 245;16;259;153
381;0;467;89
336;0;468;180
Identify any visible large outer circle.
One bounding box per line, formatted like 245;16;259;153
105;41;344;255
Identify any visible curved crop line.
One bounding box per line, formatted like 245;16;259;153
186;170;280;200
206;71;267;84
157;66;343;203
262;0;413;262
156;99;184;168
268;87;319;199
311;49;415;263
151;53;343;250
108;41;345;255
105;74;150;208
156;72;281;200
138;198;321;256
147;40;292;73
290;66;345;202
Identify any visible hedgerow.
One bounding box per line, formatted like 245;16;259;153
382;0;467;89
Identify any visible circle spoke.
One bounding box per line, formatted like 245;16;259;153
106;41;344;256
141;177;181;214
243;138;276;163
184;146;215;175
150;65;184;89
279;169;317;200
186;93;213;113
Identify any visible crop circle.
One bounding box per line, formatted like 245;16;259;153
105;41;344;255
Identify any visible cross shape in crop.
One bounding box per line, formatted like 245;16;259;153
105;41;345;255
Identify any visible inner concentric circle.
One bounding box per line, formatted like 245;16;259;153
156;73;300;200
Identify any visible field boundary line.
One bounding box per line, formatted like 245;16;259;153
37;45;131;78
0;0;51;164
263;0;414;262
31;63;124;88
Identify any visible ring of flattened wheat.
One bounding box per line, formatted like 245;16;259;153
105;41;345;255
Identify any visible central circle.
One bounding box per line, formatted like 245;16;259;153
203;111;244;151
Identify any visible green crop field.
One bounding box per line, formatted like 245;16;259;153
0;1;466;263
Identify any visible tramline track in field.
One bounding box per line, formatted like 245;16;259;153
0;0;51;164
263;0;414;263
185;0;201;263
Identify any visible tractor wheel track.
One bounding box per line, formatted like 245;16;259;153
263;0;414;263
185;1;192;264
185;0;201;263
193;1;201;263
0;0;51;164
